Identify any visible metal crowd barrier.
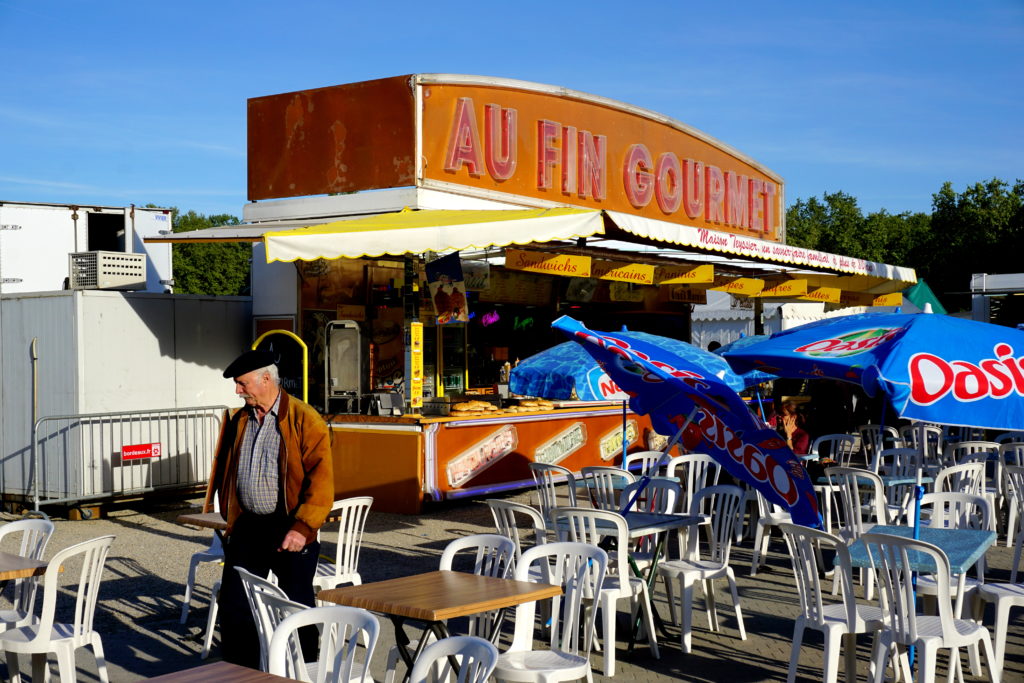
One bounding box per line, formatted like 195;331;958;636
31;405;228;510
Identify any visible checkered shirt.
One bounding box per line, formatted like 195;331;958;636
236;392;282;515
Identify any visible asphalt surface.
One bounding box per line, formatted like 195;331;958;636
0;489;1020;682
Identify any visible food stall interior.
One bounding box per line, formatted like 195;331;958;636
299;248;700;415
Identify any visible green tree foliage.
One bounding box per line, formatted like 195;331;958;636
785;179;1022;312
165;208;250;296
786;192;931;266
921;179;1024;304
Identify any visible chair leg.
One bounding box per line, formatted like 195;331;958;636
786;619;805;683
918;644;938;683
180;554;203;623
91;634;110;683
750;522;767;576
201;580;220;659
978;630;1001;683
727;569;746;641
989;599;1010;680
680;576;695;653
704;579;718;632
1006;504;1018;548
55;644;77;683
820;630;841;683
601;593;617;677
6;652;22;683
841;632;857;683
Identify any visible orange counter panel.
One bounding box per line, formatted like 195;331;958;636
330;426;423;515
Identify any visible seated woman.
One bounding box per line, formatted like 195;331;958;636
768;400;810;456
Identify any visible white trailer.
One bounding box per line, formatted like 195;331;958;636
0;289;251;511
0;201;173;294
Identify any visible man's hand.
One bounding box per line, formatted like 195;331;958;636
279;529;307;552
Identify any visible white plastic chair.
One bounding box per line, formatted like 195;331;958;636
750;490;792;576
383;534;516;683
811;434;859;466
664;453;720;538
492;541;607;683
268;605;379;683
900;423;943;466
935;462;988;498
656;484;747;653
976;471;1024;681
863;533;1000;683
259;592;317;676
180;498;224;624
779;522;886;683
859;424;901;470
0;518;55;632
486;498;548;559
529;462;577;520
1000;448;1024;546
877;447;925;523
826;466;889;600
314;496;373;594
623;450;663;477
0;535;115;683
995;432;1024;444
236;566;289;671
620;478;682;610
912;492;992;615
409;635;499;683
550;507;659;677
440;534;516;635
579;466;634;511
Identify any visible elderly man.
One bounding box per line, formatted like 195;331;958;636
212;350;334;668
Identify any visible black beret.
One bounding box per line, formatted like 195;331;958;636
223;350;276;379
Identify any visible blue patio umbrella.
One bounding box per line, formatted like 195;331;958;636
718;311;1024;430
554;315;822;528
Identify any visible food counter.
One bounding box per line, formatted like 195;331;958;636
328;403;656;514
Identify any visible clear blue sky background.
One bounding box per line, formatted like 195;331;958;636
1;1;1021;219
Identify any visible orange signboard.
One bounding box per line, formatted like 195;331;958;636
248;75;784;242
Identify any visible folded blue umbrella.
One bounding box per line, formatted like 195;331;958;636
511;330;748;400
554;315;822;527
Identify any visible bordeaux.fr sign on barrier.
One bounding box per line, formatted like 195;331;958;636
122;442;162;460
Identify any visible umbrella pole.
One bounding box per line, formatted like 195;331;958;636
619;406;699;516
621;399;628;461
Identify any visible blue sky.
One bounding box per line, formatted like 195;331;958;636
1;1;1021;219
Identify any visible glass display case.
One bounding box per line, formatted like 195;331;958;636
438;324;467;396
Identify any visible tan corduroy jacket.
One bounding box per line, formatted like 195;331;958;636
213;391;334;544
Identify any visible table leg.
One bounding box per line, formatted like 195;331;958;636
627;530;673;650
391;618;452;683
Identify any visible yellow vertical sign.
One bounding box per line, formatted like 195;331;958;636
410;322;424;408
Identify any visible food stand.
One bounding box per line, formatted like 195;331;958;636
151;74;917;513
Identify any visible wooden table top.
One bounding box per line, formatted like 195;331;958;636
318;570;562;622
0;550;50;581
175;507;350;531
144;660;293;682
174;511;226;530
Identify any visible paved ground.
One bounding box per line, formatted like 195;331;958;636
0;489;1021;682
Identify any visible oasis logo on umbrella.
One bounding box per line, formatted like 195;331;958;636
908;343;1024;406
793;327;901;357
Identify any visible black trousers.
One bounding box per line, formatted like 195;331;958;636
219;512;320;669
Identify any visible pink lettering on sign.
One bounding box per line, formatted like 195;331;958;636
484;104;517;180
908;343;1024;406
122;442;162;461
623;143;654;208
443;98;483;176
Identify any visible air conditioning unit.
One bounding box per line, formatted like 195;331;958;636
69;251;147;290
